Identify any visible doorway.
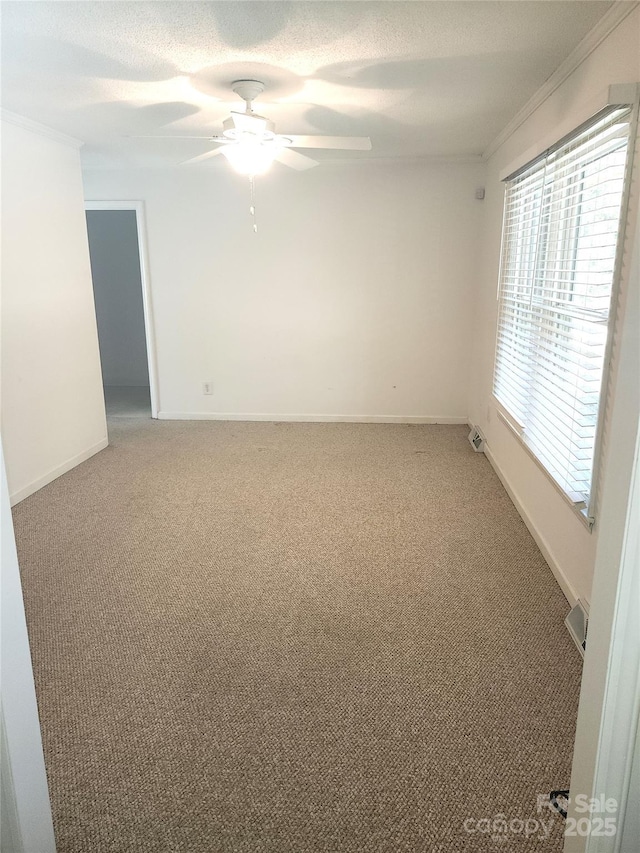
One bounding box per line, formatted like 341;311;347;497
85;202;158;420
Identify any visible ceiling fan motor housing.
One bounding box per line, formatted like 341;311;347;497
222;114;276;141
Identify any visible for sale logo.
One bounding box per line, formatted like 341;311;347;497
462;793;618;845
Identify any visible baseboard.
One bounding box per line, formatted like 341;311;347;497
9;437;109;506
157;412;469;424
484;445;579;606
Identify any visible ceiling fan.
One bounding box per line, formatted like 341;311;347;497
136;80;372;175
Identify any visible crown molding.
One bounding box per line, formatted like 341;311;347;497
316;154;485;167
369;154;484;165
0;109;83;149
482;0;639;161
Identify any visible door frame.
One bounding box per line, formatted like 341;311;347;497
1;441;56;852
564;220;640;850
85;200;159;418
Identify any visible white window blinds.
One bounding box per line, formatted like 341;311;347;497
493;105;633;521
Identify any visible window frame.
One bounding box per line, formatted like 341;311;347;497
492;96;639;530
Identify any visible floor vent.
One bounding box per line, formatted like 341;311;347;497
468;426;486;453
565;600;589;657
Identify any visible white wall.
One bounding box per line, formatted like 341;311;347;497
1;115;108;504
83;160;484;421
86;210;150;387
0;441;56;852
468;6;640;606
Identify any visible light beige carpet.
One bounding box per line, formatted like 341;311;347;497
13;420;582;852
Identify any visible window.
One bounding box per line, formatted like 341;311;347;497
493;105;634;525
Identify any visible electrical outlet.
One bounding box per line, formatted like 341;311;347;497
202;381;213;395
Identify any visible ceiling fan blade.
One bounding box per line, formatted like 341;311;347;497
180;147;225;165
128;135;220;139
273;148;319;171
283;135;372;151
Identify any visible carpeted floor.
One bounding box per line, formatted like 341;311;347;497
13;420;582;852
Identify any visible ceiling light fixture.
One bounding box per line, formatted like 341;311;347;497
222;82;277;230
220;139;277;176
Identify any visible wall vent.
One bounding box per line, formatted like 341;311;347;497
468;426;486;453
565;600;589;657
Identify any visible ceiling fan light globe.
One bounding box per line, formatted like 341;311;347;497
221;142;276;176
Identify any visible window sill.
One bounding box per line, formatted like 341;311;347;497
492;400;595;532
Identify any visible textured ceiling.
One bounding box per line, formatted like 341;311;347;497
0;1;614;168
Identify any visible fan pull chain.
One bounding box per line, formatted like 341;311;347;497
249;176;258;233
